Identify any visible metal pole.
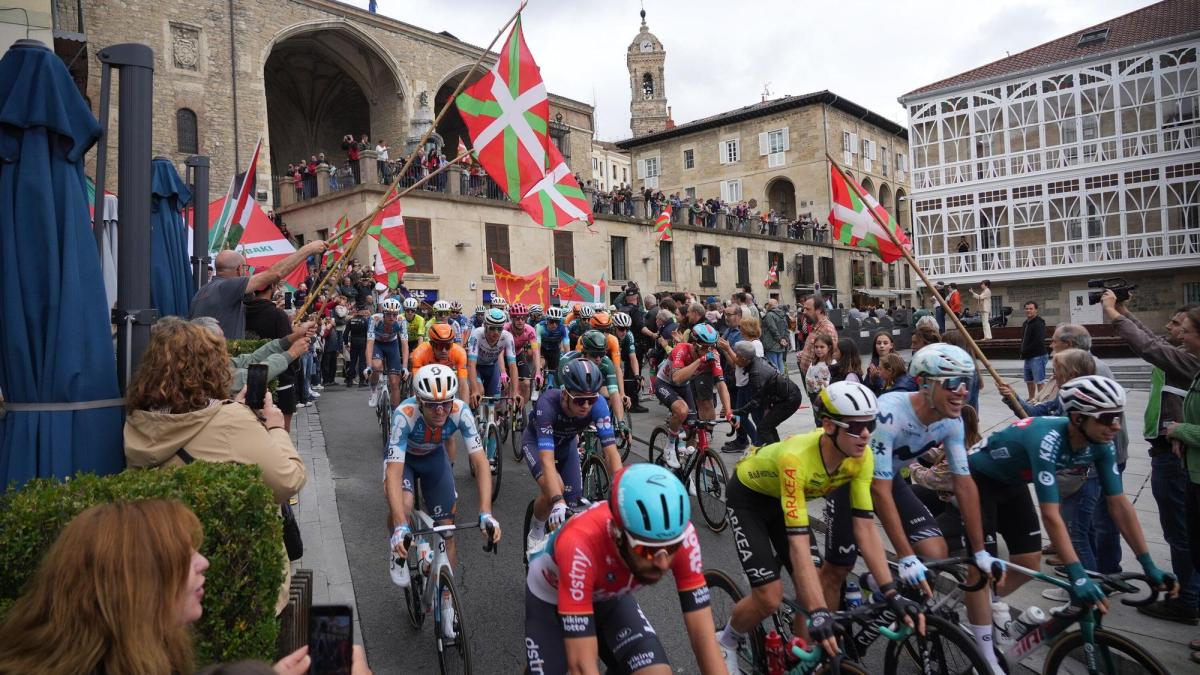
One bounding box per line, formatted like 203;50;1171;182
92;62;111;258
97;43;156;393
186;155;211;292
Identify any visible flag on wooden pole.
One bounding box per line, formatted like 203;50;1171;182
654;206;672;241
209;137;262;253
492;261;550;306
555;269;607;303
372;198;414;289
827;161;911;263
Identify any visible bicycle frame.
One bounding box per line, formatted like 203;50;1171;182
408;513;456;617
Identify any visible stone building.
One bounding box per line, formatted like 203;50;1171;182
48;0;594;205
899;0;1200;327
627;8;669;138
590;140;631;191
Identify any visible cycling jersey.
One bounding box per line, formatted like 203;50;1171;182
559;351;620;395
385;397;482;464
869;391;968;480
367;314;406;342
970;416;1122;504
527;388;616;453
537;322;570;353
735;429;873;533
617;330;637;360
506;322;539;356
656;343;723;384
405;313;426;343
409;342;469;384
567;319;590;345
575;333;623;370
466;326;517;365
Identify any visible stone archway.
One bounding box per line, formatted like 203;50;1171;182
434;64;486;158
766;176;796;219
878;183;892;212
895;187;909;232
859;176;875;198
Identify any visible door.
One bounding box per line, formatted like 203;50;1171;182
1068;290;1102;324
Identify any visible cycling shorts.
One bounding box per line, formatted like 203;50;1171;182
524;588;669;674
973;472;1041;557
541;348;562;376
825;478;941;567
372;340;404;375
521;424;582;506
516;352;535;380
652;376;695;411
727;476;793;588
692;370;715;403
477;362;502;397
400;450;457;524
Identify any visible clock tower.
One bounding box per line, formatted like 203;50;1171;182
627;8;669;138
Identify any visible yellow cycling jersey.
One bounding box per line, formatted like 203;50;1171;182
734;429;874;530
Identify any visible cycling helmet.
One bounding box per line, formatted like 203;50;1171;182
590;311;612;330
546;306;567;321
1060;375;1126;414
578;305;595;319
580;330;608;356
610;463;691;546
690;323;719;345
474;305;486;314
908;343;975;378
402;297;419;310
484;308;508;328
450;300;463;312
380;297;402;313
559;358;605;394
414;364;458;402
428;323;455;345
612;312;632;329
529;303;544;316
818;381;879;419
433;299;451;313
509;302;529;318
490;295;507;308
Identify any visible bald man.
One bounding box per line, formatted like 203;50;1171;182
191;240;326;338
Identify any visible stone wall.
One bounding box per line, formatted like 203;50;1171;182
987;267;1200;329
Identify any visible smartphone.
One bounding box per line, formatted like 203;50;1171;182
308;604;354;675
246;363;269;411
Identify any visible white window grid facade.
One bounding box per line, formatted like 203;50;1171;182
907;41;1200;280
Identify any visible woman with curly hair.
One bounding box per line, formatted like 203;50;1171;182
0;499;207;675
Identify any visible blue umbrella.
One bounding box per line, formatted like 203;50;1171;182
150;158;193;317
0;40;124;489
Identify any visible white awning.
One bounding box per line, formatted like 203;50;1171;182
854;288;898;298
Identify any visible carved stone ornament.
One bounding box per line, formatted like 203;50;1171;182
172;24;200;71
418;90;429;107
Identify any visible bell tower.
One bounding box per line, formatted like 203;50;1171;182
627;8;668;138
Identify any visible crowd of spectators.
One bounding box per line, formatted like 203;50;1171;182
281;136;463;203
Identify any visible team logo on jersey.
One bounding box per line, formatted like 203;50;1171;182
1037;471;1055;486
989;445;1010;459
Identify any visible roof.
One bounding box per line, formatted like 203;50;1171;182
615;90;906;149
592;140;624;151
901;0;1200;101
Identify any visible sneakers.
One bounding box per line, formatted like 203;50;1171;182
368;387;380;408
1137;599;1200;626
389;551;410;588
662;442;681;469
720;441;748;455
440;590;456;639
718;631;741;674
1042;587;1069;603
310;390;321;398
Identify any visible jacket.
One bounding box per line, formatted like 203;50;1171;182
744;356;801;407
229;337;295;395
1174;374;1200;485
1111;314;1200;442
124;400;306;503
1019;316;1047;359
761;307;790;354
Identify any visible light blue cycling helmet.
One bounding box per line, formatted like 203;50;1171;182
908;343;975;378
690;323;719;345
610;463;691;546
484;308;508;327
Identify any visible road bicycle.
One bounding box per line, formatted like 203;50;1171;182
647;413;733;531
578;425;612;503
396;506;497;675
473;395;515;500
509;377;534;462
521;499;591;571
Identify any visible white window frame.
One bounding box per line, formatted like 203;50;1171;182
683;148;695;170
720;178;743;202
761;128;789;168
720;138;740;164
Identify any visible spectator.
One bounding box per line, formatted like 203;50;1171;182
971;280;993;340
245;280;307;427
880;353;918;393
911;326;941;352
190;241;324;339
376;139;389;184
915;314;940;334
803;333;836;424
731;316;764;446
941;329;984;411
344;306;371;386
956;236;970;253
934;282;948;332
946;283;962;319
796;294;837;374
716;305;746;452
1020;301;1049;399
733;340;803;445
342;134;361;185
189;315;311;396
830;337;863;384
865;329;897;395
761;299;790;373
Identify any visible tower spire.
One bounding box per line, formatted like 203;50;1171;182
640;1;646;27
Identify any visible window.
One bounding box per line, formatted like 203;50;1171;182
990;294;1003;317
736;248;749;286
622;167;627;182
701;266;717;288
720;179;742;202
767;129;787;154
642;72;654;100
761;128;789;167
818;256;835;285
553;231;574;276
484;222;510;274
1185;282;1200;304
659;241;673;282
316;228;328;243
685;187;695;199
406;217;433;273
638;156;660;188
694;245;721;267
645;156;660;177
176;108;198;154
896;152;908;172
766;252;783;288
842;131;852;152
799;254;815;284
1077;27;1109;47
720;138;740;164
610;236;628;280
592;158;598;171
683;148;695;170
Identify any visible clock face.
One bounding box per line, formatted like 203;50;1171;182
640;40;653;52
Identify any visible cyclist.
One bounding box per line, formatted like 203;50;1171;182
411;324;470;465
506;303;541;411
963;375;1176;672
449;300;471;339
538;306;571;388
652;323;734;469
466;308;521;411
525;463;727;674
472;305;486;329
567;304;593;344
402;297;426;356
822;343;997;626
426;299;463;344
529;303;544;325
717;382;923;670
386;366;501;617
366;297;409;409
577;311;628;410
562;331;630;441
491;294;507;310
612;312;642;409
523;358;622;552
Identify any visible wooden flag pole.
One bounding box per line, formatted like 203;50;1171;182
292;0;526;321
825;154;1025;416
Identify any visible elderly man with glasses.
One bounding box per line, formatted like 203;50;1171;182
191;241;327;338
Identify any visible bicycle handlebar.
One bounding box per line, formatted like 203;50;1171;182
784;597;915;663
1002;561;1161;607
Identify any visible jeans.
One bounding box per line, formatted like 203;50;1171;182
1062;478;1099;570
346;341;366;383
734;384;758;446
298;353;314;402
1151;452;1200;608
935;305;946;333
765;351;785;373
1064;464;1126;573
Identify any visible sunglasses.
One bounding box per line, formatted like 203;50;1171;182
567;392;599;407
929;375;974;392
626;537;682;560
421;400;454;412
1081;411;1122;426
828;418;877;435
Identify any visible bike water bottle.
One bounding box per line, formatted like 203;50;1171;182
765;629;785;675
417;540;433;576
1012;606;1046;638
844;579;863;608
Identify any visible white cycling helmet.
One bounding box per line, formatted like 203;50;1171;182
578;305;595;319
450;300;464;312
1061;375;1126;414
491;295;507;308
908;343;975;378
433;299;451;312
414;364;459;402
402;297;419;310
474;305;486;314
818;381;879;418
612;312;632;328
529;303;544;316
546;306;567;321
380;297;402;313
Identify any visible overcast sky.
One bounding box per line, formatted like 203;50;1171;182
346;0;1155;141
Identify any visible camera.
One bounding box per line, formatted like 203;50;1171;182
1087;277;1136;305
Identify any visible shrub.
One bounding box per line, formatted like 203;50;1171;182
228;338;270;357
0;463;284;664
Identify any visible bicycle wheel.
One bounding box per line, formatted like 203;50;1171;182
510;411;525;462
403;518;426;629
486;425;502;500
883;613;992;675
522;499;535;571
497;405;510;444
647;426;673;468
704;569;763;674
617;420;632;461
1042;627;1168;675
434;568;472;674
582;454;610;502
694;449;729;532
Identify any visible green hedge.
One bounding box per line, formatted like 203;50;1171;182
0;463;284;664
228;338;270;357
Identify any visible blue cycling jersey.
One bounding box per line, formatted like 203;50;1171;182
385;397;482;463
529;388;616;453
537;322;569;353
869;391;968;480
368;314;406;343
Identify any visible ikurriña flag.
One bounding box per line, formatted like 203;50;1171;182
828;162;911;263
654;206;672;241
